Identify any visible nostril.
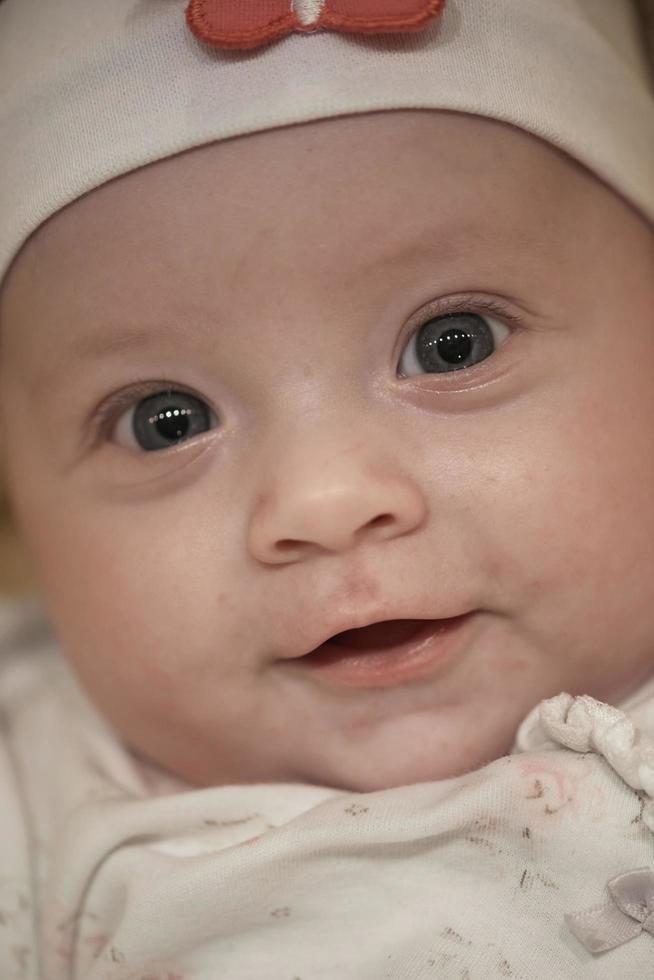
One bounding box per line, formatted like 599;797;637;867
365;514;394;530
268;512;397;560
276;539;302;552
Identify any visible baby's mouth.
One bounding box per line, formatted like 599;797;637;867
323;619;428;651
295;615;474;688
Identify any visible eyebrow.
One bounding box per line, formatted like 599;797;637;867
71;322;176;361
29;316;208;396
67;238;442;363
50;221;543;371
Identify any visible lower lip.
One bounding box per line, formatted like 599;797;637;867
294;614;475;689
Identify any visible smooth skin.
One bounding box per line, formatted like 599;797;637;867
1;110;654;791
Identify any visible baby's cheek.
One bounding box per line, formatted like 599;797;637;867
515;383;654;587
465;373;654;696
15;513;182;701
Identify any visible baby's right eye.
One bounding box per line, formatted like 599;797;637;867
113;389;219;452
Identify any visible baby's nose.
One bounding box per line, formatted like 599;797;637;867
247;439;427;565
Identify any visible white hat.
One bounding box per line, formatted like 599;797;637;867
0;0;652;290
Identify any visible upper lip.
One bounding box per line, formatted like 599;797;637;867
279;607;475;660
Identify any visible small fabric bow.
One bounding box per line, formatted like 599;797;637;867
566;868;654;954
186;0;447;50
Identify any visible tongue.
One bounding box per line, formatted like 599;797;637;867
326;619;426;651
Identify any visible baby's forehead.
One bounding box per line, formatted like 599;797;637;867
11;111;599;273
2;108;647;369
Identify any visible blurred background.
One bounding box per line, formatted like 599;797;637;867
0;471;34;596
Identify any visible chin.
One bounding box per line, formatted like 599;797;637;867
300;747;498;793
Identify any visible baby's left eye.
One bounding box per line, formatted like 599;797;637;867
398;311;510;376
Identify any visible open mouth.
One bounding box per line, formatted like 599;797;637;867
324;619;428;651
296;614;473;688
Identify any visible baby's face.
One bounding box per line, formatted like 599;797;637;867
1;110;654;791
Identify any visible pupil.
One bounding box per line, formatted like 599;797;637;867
152;407;191;441
437;329;473;364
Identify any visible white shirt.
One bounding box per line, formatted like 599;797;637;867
1;597;653;980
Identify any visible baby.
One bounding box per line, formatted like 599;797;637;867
0;1;653;978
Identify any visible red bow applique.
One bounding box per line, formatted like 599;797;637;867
186;0;447;50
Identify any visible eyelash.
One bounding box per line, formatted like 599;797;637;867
408;294;525;343
90;381;187;448
88;296;525;448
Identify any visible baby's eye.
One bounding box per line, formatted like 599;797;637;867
113;389;218;452
398;311;510;376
